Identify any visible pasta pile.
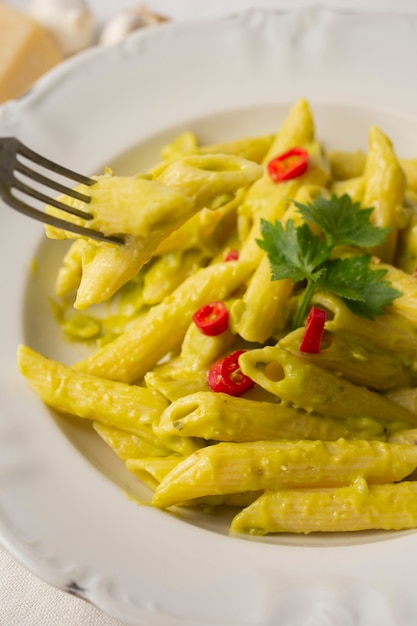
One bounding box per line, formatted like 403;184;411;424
18;98;417;536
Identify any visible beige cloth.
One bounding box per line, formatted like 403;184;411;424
0;544;126;625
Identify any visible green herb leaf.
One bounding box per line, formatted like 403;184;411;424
293;193;391;249
257;219;329;283
318;256;402;318
256;193;402;327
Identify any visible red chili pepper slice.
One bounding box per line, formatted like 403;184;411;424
192;301;229;336
267;147;309;182
224;249;239;262
299;306;326;354
207;350;255;396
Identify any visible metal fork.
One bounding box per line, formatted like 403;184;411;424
0;137;123;244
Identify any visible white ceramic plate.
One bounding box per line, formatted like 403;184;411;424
3;8;417;625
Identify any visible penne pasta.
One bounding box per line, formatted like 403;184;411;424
55;238;85;297
126;455;183;490
198;134;274;164
158;132;273;165
239;345;417;433
74;260;252;383
331;176;365;203
312;291;417;368
238;99;330;263
19;99;417;536
229;257;293;342
142;249;207;305
18;344;201;457
279;327;415;391
152;439;417;509
388;428;417;446
93;422;172;460
230;479;417;535
144;363;208;402
17;344;169;430
376;261;417;326
362;126;406;263
46;155;262;309
180;317;236;373
384;387;417;415
155;391;386;442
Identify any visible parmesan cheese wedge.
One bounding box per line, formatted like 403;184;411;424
0;3;62;103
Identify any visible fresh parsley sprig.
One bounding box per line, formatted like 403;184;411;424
257;193;402;329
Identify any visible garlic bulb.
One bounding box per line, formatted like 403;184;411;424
99;6;169;46
27;0;94;57
99;12;145;46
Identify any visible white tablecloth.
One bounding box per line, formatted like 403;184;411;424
2;0;417;624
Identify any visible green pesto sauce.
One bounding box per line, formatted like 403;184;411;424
50;274;146;346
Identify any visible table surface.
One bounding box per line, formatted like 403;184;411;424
2;1;417;624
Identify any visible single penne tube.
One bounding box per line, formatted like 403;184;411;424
74;260;252;383
362;126;406;263
180;317;236;374
55;238;85;297
93;422;172;460
279;327;415;391
238;346;417;432
266;99;314;153
230;257;293;342
126;456;183;490
155;391;386;442
198;134;274;163
156;154;262;211
159;131;198;160
312;291;417;368
17;344;169;431
158;132;273;166
151;439;417;509
230;479;417;535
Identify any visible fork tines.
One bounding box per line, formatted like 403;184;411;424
0;137;123;244
10;137;95;219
